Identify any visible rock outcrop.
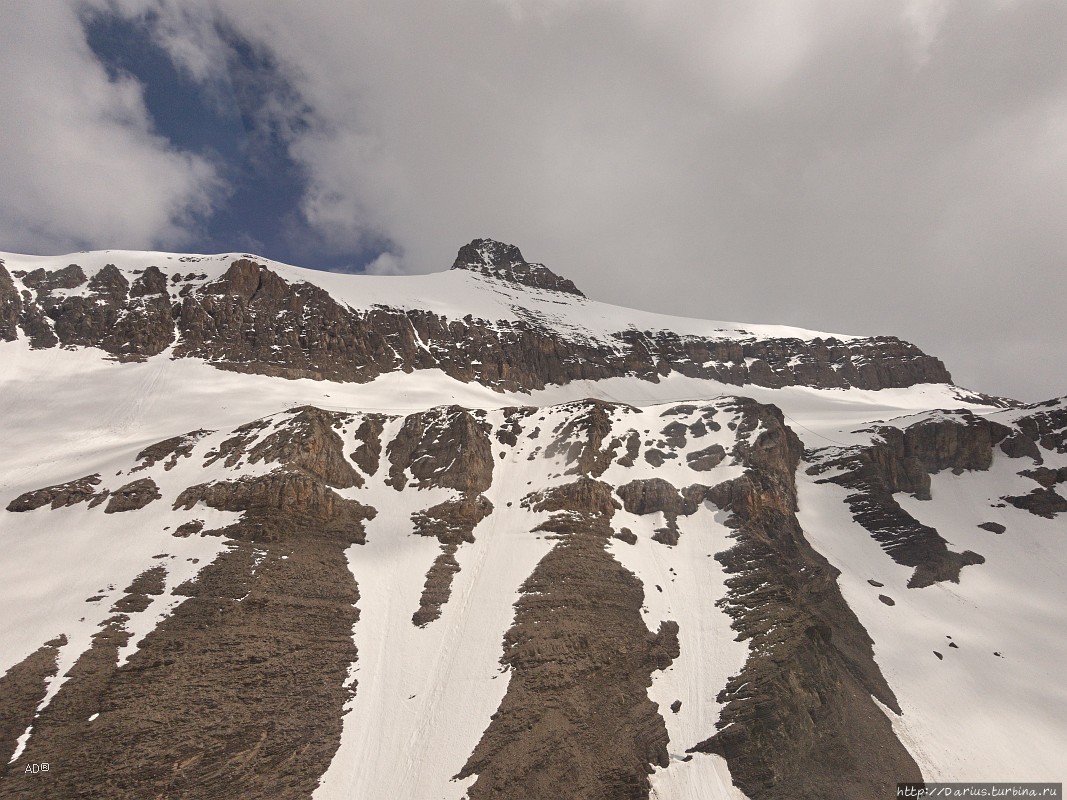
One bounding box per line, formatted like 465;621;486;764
2;242;956;393
691;400;924;798
458;478;678;800
0;635;66;768
451;239;586;296
807;413;1005;587
103;478;161;514
411;493;495;627
2;409;376;800
6;474;105;512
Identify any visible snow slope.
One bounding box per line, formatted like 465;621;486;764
1;246;1063;797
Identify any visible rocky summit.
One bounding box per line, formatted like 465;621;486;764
0;240;1063;800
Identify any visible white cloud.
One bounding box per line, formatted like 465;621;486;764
4;0;1066;400
0;3;221;254
363;252;406;276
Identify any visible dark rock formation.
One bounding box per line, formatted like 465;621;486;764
3;408;376;799
110;566;167;613
616;477;704;545
103;478;161;514
614;527;638;545
387;407;494;492
999;431;1042;462
524;476;622;521
411;493;495;627
660;421;688;449
6;474;104;512
687;443;727;471
807;413;999;587
247;407;362;489
458;479;678;799
411;494;494;546
133;429;210;472
4;245;958;394
173;519;205;538
412;545;462;629
691;400;923;798
1004;488;1067;518
451;239;585;296
0;262;21;342
546;400;637;477
978;522;1006;534
349;415;388;476
1012;399;1067;454
0;635;66;768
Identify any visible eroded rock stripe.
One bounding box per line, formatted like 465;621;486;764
690;400;925;798
458;479;679;800
0;409;374;800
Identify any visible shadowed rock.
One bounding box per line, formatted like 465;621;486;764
3;408;375;799
458;479;677;799
690;399;924;798
0;635;66;769
6;474;104;512
103;478;161;514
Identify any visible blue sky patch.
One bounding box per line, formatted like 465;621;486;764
82;8;382;273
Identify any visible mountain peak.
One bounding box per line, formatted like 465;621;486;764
450;238;585;297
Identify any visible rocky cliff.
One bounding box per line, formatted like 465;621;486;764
0;240;1062;800
0;242;953;392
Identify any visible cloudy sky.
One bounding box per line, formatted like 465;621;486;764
2;1;1064;401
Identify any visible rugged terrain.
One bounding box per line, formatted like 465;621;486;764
0;240;1063;799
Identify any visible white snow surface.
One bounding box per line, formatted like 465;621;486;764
1;246;1064;793
796;454;1067;781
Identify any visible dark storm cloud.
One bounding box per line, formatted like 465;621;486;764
2;1;1064;400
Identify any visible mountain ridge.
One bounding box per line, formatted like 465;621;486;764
0;239;958;395
0;239;1063;800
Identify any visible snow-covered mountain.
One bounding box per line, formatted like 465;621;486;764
0;240;1063;799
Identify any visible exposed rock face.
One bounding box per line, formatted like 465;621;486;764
691;400;924;798
350;414;388;476
687;443;727;471
616;477;704;545
412;494;494;546
110;565;167;613
387;407;494;492
7;260;170;358
2;410;376;799
0;635;66;768
0;262;21;342
1005;487;1067;518
807;413;1002;587
3;243;956;393
546;399;636;477
451;239;585;296
458;479;678;799
1013;399;1067;454
248;407;362;489
410;543;460;629
103;478;161;514
411;493;495;626
133;429;211;472
6;474;104;512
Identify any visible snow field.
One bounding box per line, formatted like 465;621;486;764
796;452;1067;781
